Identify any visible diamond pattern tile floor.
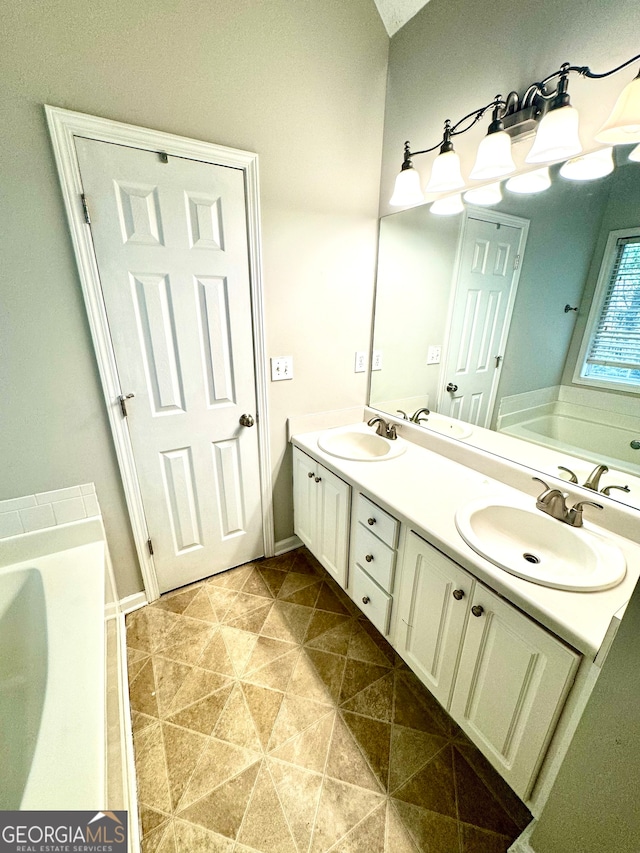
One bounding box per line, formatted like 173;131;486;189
126;548;531;853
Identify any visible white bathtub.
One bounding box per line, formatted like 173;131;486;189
0;538;105;809
500;400;640;478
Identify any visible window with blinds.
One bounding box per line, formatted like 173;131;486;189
580;232;640;388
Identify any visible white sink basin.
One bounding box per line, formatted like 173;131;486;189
422;414;472;440
455;496;626;591
317;424;406;462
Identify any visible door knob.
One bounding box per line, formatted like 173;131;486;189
239;413;255;427
446;383;458;393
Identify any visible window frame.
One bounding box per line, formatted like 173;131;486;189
573;226;640;394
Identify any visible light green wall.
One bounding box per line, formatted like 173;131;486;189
0;0;388;596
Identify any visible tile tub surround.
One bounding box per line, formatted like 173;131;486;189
0;484;100;538
126;549;530;853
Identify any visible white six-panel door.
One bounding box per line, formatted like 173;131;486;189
441;213;527;428
75;137;264;593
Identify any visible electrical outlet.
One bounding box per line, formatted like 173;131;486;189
270;356;293;381
427;345;442;365
354;351;367;373
372;350;383;371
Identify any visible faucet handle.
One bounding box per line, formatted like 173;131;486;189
601;484;631;496
572;500;603;512
567;499;603;527
396;410;409;420
558;466;578;484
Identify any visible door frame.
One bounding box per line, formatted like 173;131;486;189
437;206;530;427
46;105;275;601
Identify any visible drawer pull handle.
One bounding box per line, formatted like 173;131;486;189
471;605;484;618
307;472;314;479
362;596;370;604
314;476;322;483
452;589;464;601
365;554;374;563
367;517;376;526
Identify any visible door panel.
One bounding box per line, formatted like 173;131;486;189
442;215;525;427
75;137;263;592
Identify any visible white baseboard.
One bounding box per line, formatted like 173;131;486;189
119;591;148;614
508;821;537;853
275;535;303;555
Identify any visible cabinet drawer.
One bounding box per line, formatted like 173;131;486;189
354;524;395;592
352;565;392;635
356;494;398;548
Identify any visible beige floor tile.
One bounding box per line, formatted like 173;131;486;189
235;762;297;853
129;550;529;853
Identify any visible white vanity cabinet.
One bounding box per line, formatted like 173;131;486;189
397;531;580;799
292;446;351;587
349;494;400;634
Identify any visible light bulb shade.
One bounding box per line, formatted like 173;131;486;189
430;193;464;216
463;182;503;205
525;105;582;164
595;74;640;144
629;143;640;162
389;166;424;206
506;168;551;194
425;150;465;193
469;131;516;180
559;147;614;181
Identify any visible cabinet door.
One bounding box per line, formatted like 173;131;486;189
396;532;472;708
292;447;317;551
450;584;580;799
316;466;351;587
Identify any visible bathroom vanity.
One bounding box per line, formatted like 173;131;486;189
290;414;640;815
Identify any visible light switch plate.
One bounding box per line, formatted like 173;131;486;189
427;345;442;365
372;350;383;371
355;351;367;373
271;356;293;381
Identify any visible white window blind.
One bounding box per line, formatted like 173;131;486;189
583;234;640;386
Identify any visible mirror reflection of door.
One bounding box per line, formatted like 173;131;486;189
440;212;529;427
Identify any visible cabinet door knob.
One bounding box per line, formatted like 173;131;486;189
471;605;484;618
362;596;370;604
308;471;314;478
314;476;322;483
367;517;376;526
365;554;374;563
452;588;464;601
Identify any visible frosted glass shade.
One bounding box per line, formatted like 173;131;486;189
526;105;582;164
464;182;503;205
629;143;640;162
425;150;465;193
506;168;551;194
595;75;640;144
469;131;516;180
430;193;464;215
559;147;614;181
390;166;424;206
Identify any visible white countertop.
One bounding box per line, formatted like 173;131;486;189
291;422;640;659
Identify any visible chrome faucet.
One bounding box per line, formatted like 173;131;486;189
367;416;397;440
533;477;603;527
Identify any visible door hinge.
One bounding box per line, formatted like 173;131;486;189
514;254;520;270
147;538;154;556
81;193;91;225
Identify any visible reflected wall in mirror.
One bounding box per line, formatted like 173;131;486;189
370;148;640;504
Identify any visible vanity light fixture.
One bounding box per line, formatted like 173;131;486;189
596;69;640;144
463;182;503;205
430;193;464;215
391;52;640;206
559;147;615;181
505;167;551;194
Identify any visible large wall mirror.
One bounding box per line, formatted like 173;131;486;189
370;146;640;509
